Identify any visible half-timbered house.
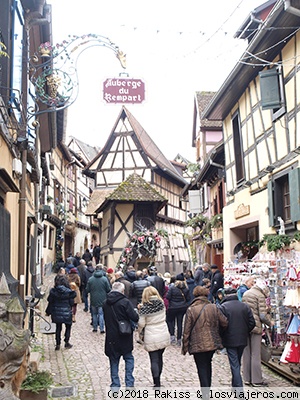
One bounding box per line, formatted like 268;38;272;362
84;106;191;274
202;0;300;262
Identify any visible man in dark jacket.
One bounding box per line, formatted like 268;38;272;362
83;261;95;312
114;271;131;298
130;270;150;307
147;266;165;297
210;265;223;301
86;264;110;333
220;288;255;391
103;282;139;390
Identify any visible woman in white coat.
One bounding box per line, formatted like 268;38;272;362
138;286;170;387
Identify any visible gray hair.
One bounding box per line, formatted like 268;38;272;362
115;271;124;279
95;263;104;271
112;282;125;293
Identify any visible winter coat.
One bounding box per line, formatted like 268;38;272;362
77;264;87;289
220;294;255;347
147;275;165;298
86;270;111;307
115;277;132;298
47;285;76;324
237;284;249;301
166;281;190;310
103;290;139;357
84;265;95;288
210;269;224;299
124;270;137;283
82;250;92;263
138;295;170;352
186;277;195;304
130;278;150;306
182;296;228;355
242;285;272;334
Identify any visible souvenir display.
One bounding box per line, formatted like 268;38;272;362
224;248;300;381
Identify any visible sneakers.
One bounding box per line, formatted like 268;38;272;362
55;345;60;351
252;382;268;387
177;339;182;347
65;343;73;349
170;335;176;345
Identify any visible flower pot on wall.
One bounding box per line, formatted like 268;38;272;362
20;388;47;400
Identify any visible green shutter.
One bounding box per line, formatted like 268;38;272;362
259;68;282;110
267;180;274;227
289;168;300;222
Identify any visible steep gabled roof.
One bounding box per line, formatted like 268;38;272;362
68;136;100;164
96;173;168;213
84;106;188;186
195;92;222;129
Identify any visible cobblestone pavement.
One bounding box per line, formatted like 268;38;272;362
35;273;296;399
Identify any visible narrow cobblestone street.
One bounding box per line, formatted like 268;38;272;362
35;274;296;399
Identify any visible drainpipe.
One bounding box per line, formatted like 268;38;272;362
18;148;27;300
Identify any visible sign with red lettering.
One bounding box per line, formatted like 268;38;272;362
103;78;145;104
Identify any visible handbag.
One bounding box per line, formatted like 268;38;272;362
112;306;132;336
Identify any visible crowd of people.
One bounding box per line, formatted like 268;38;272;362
46;256;273;396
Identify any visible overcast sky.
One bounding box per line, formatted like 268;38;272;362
48;0;264;161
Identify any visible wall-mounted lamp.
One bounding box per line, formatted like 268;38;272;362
243;180;253;187
294;147;300;155
227;189;235;196
263;165;275;173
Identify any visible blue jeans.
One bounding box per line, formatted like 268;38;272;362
83;288;89;311
226;346;245;390
109;352;134;388
91;305;105;331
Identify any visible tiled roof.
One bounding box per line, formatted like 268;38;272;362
195;92;222;129
107;173;167;202
85;188;114;216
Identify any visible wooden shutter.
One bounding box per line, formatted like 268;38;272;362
289;168;300;222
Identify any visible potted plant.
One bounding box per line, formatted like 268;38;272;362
210;213;223;229
38;41;53;57
20;370;53;400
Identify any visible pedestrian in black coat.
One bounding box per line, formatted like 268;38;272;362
103;282;139;389
220;288;255;391
147;266;165;298
46;274;76;351
210;265;223;301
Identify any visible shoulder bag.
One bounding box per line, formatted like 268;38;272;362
111;305;132;336
188;303;208;340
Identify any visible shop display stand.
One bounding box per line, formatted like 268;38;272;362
224;249;300;384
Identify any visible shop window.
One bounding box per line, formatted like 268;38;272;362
232;112;245;184
268;168;300;227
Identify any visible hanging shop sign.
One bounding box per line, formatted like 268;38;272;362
103;78;145;104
